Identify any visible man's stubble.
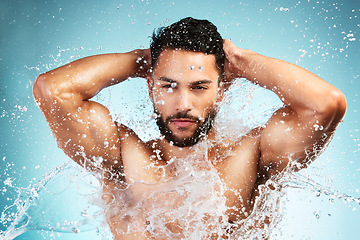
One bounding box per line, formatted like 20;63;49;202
154;107;218;148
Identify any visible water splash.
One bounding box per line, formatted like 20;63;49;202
0;162;107;240
101;145;230;239
3;153;358;239
279;171;360;206
2;77;358;239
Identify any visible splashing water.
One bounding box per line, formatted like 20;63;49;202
1;78;359;239
0;0;359;238
3;154;358;239
102;147;230;239
0;163;108;239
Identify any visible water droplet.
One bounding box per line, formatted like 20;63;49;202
156;100;165;106
71;226;80;233
80;209;88;217
150;113;158;119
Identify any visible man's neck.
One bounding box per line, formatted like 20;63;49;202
158;128;217;163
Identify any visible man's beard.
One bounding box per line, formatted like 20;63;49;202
155;108;217;148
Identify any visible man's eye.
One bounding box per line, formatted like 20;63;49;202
192;86;207;90
162;83;177;89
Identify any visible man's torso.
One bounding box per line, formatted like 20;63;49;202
101;125;262;239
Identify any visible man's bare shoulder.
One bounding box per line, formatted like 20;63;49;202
211;127;262;181
116;122;159;154
115;122;165;183
211;127;262;159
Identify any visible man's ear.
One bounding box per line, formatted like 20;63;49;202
217;82;225;103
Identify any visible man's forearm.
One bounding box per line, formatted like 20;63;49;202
225;45;345;120
34;49;149;103
32;49;150;170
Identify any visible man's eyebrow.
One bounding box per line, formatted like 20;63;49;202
158;77;177;83
157;77;214;85
191;80;213;85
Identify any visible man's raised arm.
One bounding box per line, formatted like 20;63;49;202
223;40;347;179
33;49;150;172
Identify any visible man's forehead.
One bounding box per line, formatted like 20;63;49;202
153;48;219;80
156;49;216;67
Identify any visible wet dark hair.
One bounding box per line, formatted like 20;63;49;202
150;17;225;76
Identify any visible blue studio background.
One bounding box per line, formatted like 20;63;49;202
1;0;359;239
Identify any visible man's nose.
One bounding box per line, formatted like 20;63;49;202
176;90;193;112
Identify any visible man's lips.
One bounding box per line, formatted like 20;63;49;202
170;118;197;128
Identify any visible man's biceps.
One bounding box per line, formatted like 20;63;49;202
261;118;307;157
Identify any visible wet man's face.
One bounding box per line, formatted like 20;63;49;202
148;48;222;147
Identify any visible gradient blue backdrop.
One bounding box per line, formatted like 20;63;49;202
1;0;359;239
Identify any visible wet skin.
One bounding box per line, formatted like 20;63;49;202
103;50;261;239
150;49;221;147
33;40;346;239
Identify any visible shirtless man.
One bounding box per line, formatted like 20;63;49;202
32;17;346;239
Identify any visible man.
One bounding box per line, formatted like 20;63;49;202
33;17;346;239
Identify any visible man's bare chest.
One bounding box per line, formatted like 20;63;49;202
106;132;261;238
103;157;257;239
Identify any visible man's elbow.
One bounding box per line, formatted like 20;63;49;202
329;89;347;119
33;73;54;106
320;89;347;130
